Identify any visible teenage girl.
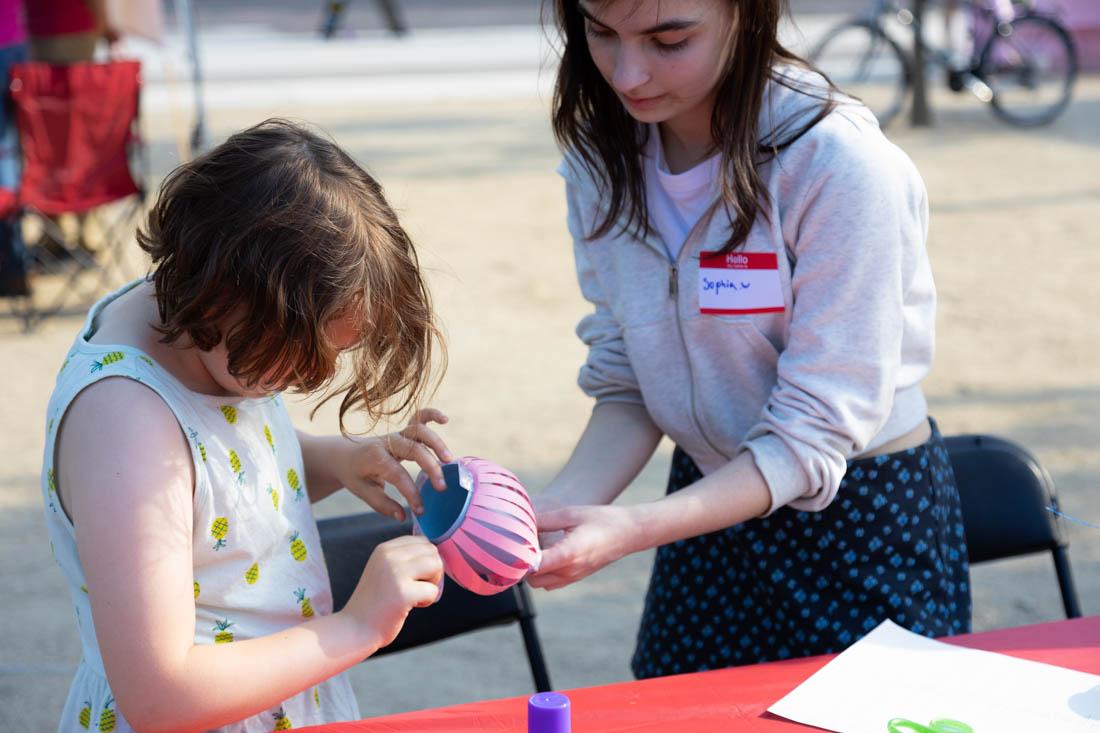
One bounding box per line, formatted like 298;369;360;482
529;0;970;678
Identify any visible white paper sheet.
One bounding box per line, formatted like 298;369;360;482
768;620;1100;732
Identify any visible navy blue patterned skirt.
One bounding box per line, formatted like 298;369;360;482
631;419;971;679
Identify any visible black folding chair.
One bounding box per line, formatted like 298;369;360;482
944;433;1082;619
317;512;553;692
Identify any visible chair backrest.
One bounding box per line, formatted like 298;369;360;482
944;433;1082;618
943;434;1065;563
317;511;549;667
9;60;141;215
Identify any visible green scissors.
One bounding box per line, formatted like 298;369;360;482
887;719;974;733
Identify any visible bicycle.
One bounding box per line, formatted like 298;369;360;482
808;0;1078;128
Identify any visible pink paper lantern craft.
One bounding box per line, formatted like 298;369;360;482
413;457;542;596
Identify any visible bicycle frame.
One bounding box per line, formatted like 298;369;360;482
862;0;1025;84
812;0;1076;126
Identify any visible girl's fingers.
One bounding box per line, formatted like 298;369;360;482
383;534;434;551
411;579;443;607
400;548;444;582
535;507;578;533
347;479;406;522
378;458;425;514
538;529;567;548
532;538;574;575
525;574;550;588
387;433;446;491
401;423;454;463
421;552;445;581
410;407;448;426
526;572;571;590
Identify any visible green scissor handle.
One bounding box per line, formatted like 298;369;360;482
887;718;974;733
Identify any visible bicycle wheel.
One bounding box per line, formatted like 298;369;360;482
809;20;910;128
979;14;1078;127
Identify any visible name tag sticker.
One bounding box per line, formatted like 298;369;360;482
698;251;785;315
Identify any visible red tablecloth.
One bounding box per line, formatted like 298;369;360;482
300;615;1100;732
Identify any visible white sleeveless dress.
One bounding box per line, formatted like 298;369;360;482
41;280;360;732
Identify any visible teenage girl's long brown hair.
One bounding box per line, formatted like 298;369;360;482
552;0;839;253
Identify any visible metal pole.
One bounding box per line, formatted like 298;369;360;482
910;0;933;126
174;0;206;153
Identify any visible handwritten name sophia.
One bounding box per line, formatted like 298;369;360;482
701;277;752;296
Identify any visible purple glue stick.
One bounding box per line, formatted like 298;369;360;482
528;692;570;733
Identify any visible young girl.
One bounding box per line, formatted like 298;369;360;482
529;0;971;678
42;119;454;732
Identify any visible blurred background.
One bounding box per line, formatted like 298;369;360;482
1;0;1098;729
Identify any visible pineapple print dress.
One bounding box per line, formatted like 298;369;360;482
41;281;360;733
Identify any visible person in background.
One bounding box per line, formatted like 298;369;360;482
27;0;117;64
0;0;26;297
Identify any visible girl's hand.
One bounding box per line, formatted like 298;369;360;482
336;408;455;520
527;505;640;591
343;535;444;650
531;493;568;549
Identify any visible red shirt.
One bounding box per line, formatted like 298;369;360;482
26;0;96;38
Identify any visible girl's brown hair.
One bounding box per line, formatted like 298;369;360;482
138;118;444;432
552;0;839;253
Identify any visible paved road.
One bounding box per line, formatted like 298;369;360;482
171;0;869;34
132;8;853;119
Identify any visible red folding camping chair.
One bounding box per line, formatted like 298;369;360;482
2;59;146;330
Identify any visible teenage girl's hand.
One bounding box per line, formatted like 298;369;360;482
334;408;455;521
342;535;444;650
531;493;568;549
527;505;640;591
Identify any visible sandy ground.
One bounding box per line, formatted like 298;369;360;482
2;75;1099;728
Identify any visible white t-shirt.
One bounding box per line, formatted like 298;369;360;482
643;123;722;260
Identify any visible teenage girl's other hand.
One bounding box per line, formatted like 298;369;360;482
527;505;640;591
532;493;568;549
335;408;455;521
342;535;443;650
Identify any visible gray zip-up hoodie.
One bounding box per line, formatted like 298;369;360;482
561;67;934;514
